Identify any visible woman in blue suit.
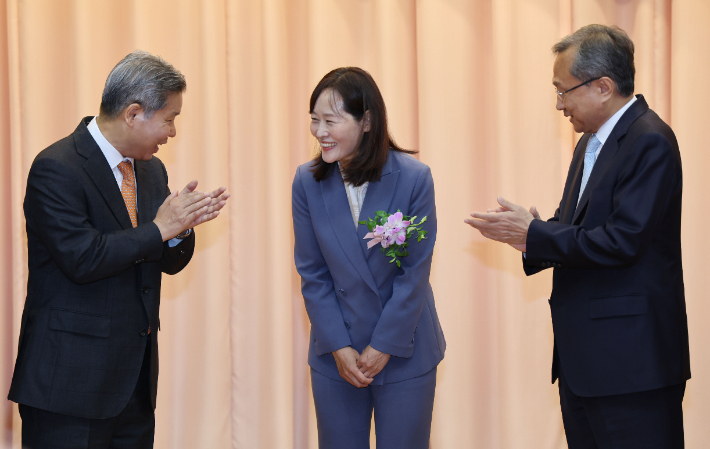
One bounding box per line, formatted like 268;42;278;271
292;67;445;448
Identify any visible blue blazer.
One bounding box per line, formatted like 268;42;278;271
292;151;445;385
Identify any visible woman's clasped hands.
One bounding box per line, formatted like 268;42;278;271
332;345;391;388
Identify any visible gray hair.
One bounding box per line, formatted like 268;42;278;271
553;24;635;97
100;50;186;119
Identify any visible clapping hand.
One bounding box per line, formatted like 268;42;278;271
464;197;540;252
154;180;230;241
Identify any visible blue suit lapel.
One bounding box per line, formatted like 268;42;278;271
357;155;400;257
321;167;379;295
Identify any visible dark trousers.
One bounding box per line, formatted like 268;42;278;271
559;366;685;449
311;367;437;449
20;339;155;449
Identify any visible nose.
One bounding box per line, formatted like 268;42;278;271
316;122;328;139
556;95;565;111
168;122;177;138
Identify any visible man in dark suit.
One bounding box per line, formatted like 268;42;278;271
8;50;229;448
466;25;689;447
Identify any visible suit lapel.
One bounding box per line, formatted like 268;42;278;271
76;122;133;230
571;95;649;224
134;161;152;225
561;136;588;224
321;167;379;295
572;137;618;223
356;156;400;257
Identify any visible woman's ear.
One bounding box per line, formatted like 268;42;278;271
363;110;371;132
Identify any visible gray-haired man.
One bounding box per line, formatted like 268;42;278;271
8;50;229;447
467;25;688;447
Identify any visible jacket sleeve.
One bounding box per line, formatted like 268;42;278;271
24;157;165;285
157;163;195;275
523;206;562;276
525;132;680;269
292;166;352;355
369;165;436;358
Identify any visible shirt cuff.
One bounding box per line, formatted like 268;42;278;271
167;238;183;248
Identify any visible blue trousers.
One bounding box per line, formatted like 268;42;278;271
311;367;437;449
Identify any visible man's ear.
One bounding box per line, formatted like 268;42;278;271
598;77;615;101
123;103;143;127
362;110;371;132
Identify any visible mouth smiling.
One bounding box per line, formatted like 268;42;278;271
321;142;336;151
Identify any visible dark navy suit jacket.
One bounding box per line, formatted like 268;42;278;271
524;95;690;397
293;151;445;385
8;117;194;418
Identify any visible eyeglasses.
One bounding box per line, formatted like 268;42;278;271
555;77;601;101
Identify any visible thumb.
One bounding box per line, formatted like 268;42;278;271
180;180;199;195
497;196;517;211
529;205;540;219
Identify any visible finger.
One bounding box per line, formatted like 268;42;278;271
469;212;503;222
464;218;497;231
182;197;213;216
207;186;227;198
180;180;199;195
497;196;520;211
350;366;371;385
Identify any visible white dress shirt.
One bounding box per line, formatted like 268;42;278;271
339;162;368;229
588;95;637;159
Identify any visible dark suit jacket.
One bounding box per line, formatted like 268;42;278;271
524;95;690;397
8;117;195;419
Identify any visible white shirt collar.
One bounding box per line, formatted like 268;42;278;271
594;96;638;146
87;116;133;169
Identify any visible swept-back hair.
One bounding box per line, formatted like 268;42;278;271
553;24;635;97
309;67;416;186
100;50;186;119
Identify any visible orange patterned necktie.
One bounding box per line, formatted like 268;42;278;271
117;160;138;227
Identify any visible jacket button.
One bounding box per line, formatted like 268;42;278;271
139;329;148;337
134;258;145;265
142;286;150;294
179;249;185;255
338;289;346;296
344;321;350;329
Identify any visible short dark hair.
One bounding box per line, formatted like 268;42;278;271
100;50;186;119
309;67;416;186
553;24;635;97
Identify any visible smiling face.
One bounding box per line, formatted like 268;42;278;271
124;92;182;161
552;49;606;134
310;88;369;167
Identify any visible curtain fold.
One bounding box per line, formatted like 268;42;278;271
1;1;709;447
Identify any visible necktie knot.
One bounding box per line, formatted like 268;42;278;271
118;160;138;227
586;135;601;154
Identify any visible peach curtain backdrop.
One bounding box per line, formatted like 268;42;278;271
1;0;709;447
